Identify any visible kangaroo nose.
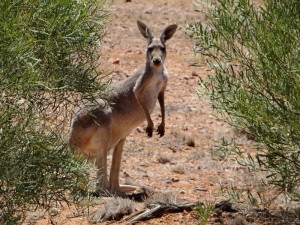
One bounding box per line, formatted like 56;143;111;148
153;57;161;65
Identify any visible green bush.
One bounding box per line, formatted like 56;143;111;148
186;0;300;201
0;0;110;223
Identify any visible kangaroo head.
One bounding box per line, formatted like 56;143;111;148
137;20;177;68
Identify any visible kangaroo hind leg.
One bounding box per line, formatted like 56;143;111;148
109;138;143;195
93;126;111;195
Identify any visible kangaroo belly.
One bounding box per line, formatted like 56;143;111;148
109;94;158;145
110;105;148;137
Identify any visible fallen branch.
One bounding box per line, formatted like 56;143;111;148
123;202;199;224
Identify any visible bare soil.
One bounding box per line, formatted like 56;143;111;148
24;0;300;224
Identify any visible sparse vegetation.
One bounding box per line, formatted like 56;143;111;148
0;0;110;223
157;153;173;164
194;202;215;225
171;165;185;174
187;0;300;201
145;191;180;206
89;197;137;223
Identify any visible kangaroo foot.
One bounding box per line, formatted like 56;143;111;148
108;185;147;201
120;185;147;201
91;188;111;197
119;185;142;193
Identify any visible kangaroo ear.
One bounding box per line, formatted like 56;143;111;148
137;20;153;40
160;24;177;42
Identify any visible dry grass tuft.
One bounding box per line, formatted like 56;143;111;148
89;197;137;223
171;165;185;174
145;191;182;206
157;153;172;164
226;214;248;225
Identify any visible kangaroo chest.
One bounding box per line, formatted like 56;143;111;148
138;70;167;113
109;67;168;139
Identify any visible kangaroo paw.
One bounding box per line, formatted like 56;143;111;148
156;124;165;137
146;126;153;137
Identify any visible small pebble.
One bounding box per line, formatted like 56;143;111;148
171;177;180;182
112;58;120;64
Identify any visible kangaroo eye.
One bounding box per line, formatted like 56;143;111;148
147;47;154;51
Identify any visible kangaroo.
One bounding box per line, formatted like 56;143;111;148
69;20;177;195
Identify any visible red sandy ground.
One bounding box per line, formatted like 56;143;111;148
24;0;297;224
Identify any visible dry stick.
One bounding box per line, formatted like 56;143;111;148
124;202;199;224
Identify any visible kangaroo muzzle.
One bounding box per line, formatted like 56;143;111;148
152;56;162;65
149;46;164;66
